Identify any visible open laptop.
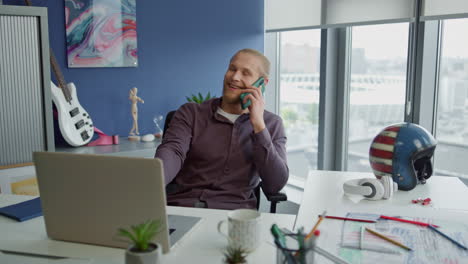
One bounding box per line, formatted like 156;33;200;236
33;152;201;254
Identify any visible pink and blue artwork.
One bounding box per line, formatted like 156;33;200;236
65;0;137;68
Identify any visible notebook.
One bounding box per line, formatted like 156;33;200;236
0;197;42;222
32;152;201;254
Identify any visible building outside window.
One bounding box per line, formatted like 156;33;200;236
279;30;320;182
434;18;468;180
347;23;409;172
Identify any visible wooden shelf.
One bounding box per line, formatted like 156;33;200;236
56;137;161;158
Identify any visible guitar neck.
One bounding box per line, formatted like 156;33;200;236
50;51;72;101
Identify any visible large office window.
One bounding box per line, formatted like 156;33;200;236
434;18;468;180
279;30;320;182
347;23;409;172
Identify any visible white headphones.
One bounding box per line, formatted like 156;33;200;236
343;176;398;200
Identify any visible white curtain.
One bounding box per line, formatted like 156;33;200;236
422;0;468;20
265;0;322;31
324;0;414;26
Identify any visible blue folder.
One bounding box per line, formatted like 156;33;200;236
0;197;42;222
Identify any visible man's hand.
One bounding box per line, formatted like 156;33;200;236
241;82;265;133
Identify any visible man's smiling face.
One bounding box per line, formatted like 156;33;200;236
222;52;263;104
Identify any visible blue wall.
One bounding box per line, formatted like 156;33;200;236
5;0;264;138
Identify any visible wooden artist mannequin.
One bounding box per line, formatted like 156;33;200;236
129;87;144;136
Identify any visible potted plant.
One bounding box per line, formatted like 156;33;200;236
118;219;163;264
186;92;215;104
223;246;248;264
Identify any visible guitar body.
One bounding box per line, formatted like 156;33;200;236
51;81;94;146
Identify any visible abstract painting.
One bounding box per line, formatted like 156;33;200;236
65;0;137;68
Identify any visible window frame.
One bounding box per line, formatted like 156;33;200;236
265;15;468;192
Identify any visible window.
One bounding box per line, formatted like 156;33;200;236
434;18;468;180
347;23;409;172
279;30;321;181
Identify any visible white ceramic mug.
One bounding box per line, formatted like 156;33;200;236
217;209;261;252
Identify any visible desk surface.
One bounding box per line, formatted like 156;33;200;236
295;171;468;231
56;138;160;158
0;194;295;264
294;171;468;264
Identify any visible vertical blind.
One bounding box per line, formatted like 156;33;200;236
266;0;468;31
0;15;45;166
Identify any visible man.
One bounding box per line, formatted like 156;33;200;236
155;48;288;210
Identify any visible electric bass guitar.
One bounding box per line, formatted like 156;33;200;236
23;0;94;147
50;52;94;147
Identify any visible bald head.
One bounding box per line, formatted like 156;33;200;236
230;49;270;78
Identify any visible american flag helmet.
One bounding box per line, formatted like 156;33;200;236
369;123;437;191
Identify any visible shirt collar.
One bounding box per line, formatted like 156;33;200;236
210;97;250;123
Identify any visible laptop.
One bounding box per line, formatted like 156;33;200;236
33;152;201;254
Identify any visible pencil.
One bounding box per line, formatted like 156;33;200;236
314;245;351;264
324;215;377;223
306;210;326;240
359;226;364;250
428;224;467;250
341;243;401;255
380;215;439;228
365;227;412;251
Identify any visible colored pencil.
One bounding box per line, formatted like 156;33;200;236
306;210;326;240
323;215;377;223
365;227;412;251
428;224;467;250
380;215;439;228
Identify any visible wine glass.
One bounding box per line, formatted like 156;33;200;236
153;115;163;138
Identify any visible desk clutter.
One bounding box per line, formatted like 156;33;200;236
272;212;350;264
287;212;468;264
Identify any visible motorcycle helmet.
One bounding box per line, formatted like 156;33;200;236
369;122;437;191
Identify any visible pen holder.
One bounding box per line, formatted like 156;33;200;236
275;233;316;264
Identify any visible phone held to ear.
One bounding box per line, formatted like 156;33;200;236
240;77;265;110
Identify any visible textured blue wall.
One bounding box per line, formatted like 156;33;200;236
5;0;264;138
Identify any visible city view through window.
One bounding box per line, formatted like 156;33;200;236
434;18;468;179
347;23;408;172
279;21;468;182
279;30;320;182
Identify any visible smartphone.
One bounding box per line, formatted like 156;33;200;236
240;77;265;110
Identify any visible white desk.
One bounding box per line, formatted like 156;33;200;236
0;194;295;264
294;171;468;264
295;171;468;231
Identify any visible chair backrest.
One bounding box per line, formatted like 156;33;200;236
163;110;177;136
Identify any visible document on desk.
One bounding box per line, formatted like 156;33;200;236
314;212;468;264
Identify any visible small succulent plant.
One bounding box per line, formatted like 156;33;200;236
186;92;215;104
223;246;248;264
118;219;162;252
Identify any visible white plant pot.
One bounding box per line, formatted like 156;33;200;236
125;243;163;264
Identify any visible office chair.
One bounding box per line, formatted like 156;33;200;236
162;110;287;213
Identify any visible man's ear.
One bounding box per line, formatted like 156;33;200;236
264;77;269;85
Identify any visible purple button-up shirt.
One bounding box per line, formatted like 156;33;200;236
155;98;288;210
